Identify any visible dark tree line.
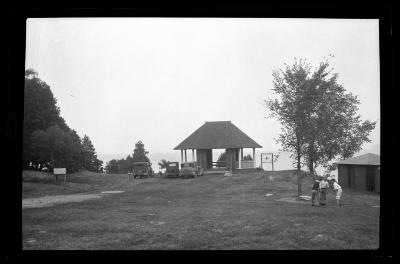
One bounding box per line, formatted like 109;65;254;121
105;141;150;174
217;152;253;162
23;69;103;173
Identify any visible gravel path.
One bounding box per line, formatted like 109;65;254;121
22;178;157;209
22;194;103;209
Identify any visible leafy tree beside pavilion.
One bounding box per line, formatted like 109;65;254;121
265;56;376;195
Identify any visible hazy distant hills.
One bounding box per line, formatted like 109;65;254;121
98;143;380;174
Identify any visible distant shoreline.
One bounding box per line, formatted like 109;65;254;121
98;146;379;174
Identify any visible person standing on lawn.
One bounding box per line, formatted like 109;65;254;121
331;179;342;206
311;176;321;206
319;176;329;206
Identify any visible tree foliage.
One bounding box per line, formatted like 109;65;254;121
23;69;103;173
23;69;69;166
105;159;120;174
105;141;151;174
217;152;226;162
265;56;377;191
30;125;84;173
132;141;150;163
265;58;311;196
81;135;103;172
218;152;254;161
243;154;253;161
158;159;169;169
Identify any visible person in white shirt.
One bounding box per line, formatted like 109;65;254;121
331;179;342;206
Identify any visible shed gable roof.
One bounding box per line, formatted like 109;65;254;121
336;153;380;166
174;121;262;150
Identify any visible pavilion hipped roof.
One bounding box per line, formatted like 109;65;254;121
174;121;262;150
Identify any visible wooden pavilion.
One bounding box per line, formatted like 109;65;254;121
174;121;262;172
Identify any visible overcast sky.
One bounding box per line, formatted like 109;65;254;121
25;18;380;160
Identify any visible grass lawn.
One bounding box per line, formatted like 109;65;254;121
22;170;380;250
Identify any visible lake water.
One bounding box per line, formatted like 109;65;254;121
99;151;329;175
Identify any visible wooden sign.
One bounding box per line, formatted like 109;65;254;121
54;168;66;174
261;153;274;171
261;153;273;161
53;168;67;183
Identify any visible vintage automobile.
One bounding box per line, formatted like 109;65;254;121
165;161;180;178
179;161;204;178
132;162;154;179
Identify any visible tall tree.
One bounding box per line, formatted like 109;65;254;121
265;58;311;195
131;141;150;163
104;141;151;174
295;58;376;173
265;56;377;195
81;135;103;172
30;125;83;173
24;69;104;174
23;69;69;167
125;154;134;172
105;159;120;174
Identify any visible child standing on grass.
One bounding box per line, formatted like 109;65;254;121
331;179;342;206
311;177;321;206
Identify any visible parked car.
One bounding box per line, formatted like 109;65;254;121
132;162;154;178
179;161;204;178
165;162;180;178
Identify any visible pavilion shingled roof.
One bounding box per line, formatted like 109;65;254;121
174;121;262;150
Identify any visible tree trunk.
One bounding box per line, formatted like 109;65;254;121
307;144;315;176
308;161;314;176
296;143;301;197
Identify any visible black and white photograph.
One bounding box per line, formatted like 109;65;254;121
5;7;394;254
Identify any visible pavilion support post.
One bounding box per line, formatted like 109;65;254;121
238;148;242;169
181;150;183;163
253;148;256;168
192;149;195;161
185;149;187;162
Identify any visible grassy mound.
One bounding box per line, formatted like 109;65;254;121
23;170;55;183
23;170;104;183
22;170;154;198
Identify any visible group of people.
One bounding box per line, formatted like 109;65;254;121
311;175;342;206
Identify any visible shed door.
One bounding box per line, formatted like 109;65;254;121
348;166;356;188
366;166;375;192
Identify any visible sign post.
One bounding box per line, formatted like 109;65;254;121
54;168;67;183
261;153;274;171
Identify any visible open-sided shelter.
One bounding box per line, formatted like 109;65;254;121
336;153;380;192
174;121;262;172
